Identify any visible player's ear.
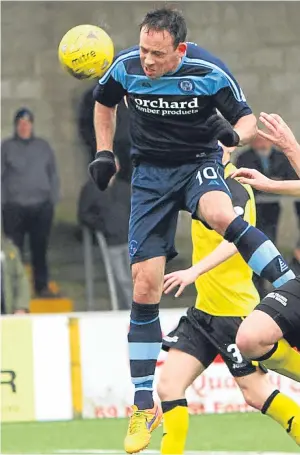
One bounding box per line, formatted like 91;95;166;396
177;42;187;56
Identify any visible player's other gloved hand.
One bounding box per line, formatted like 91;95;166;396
88;150;117;191
204;114;240;147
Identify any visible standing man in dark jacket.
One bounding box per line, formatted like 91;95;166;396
237;135;297;243
1;108;60;297
78;161;132;310
236;135;298;296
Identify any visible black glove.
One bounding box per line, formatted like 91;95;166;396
204;114;240;147
88;150;117;191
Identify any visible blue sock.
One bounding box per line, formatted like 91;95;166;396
128;302;161;410
224;217;295;288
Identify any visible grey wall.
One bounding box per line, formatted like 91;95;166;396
2;1;300;223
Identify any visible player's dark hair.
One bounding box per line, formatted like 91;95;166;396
140;7;187;48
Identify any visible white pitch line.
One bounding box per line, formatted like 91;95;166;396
55;451;300;455
7;452;299;455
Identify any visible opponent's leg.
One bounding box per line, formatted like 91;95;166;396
198;190;295;289
157;349;205;455
236;311;300;382
159;311;217;454
236;369;300;446
125;256;165;454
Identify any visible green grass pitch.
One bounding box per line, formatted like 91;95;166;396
1;412;298;454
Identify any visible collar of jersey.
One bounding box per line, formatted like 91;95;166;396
163;51;187;77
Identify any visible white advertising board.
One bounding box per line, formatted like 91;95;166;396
79;310;300;419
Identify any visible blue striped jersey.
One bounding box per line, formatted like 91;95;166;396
94;42;252;163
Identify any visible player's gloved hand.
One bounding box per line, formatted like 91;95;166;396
88;150;117;191
204;114;240;147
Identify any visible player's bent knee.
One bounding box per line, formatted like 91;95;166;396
133;279;157;302
236;329;258;358
132;258;165;302
132;262;164;303
203;208;236;236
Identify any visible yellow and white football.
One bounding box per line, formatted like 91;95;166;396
58;24;114;80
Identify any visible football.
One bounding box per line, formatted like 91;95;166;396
58;24;114;80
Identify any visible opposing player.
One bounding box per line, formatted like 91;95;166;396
159;146;300;454
88;8;295;453
231;113;300;378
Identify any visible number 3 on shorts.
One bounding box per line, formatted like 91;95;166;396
227;343;243;363
196;166;218;186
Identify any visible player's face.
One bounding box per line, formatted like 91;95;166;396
139;27;186;79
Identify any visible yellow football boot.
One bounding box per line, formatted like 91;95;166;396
124;403;162;454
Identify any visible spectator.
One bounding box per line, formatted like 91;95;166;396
113;97;132;183
236;135;299;296
1;108;60;298
78;89;132;182
78;84;96;162
1;232;30;314
78;160;132;310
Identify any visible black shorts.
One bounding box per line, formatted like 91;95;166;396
162;307;265;377
255;277;300;350
128;158;231;264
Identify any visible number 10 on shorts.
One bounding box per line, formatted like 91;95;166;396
196;166;218;186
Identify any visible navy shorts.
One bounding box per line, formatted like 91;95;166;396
128;159;231;264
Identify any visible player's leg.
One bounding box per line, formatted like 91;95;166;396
159;312;218;454
130;256;165;408
198;190;295;289
125;257;164;453
236;279;300;382
212;313;300;446
158;349;205;455
125;162;180;453
189;161;295;288
235;369;300;446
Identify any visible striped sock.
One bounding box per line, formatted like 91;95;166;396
224;217;295;288
128;302;161;410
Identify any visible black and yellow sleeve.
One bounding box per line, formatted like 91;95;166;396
225;168;256;227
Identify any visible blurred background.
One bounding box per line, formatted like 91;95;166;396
1;2;300;454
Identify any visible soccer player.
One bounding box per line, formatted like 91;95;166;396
232;113;300;381
89;8;295;453
160;146;300;454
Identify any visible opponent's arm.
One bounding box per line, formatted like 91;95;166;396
258;112;300;177
163;240;237;298
231;168;300;196
232;113;300;195
267;180;300;196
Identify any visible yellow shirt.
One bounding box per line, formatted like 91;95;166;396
192;162;260;317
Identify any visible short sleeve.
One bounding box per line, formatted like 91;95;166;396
227;177;256;226
210;69;252;124
93;55;127;107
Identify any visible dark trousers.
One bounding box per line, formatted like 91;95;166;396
256;203;281;244
3;202;53;293
254;202;281;298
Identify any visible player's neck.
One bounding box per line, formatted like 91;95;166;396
166;56;184;75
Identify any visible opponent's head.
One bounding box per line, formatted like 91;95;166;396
139;7;187;79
